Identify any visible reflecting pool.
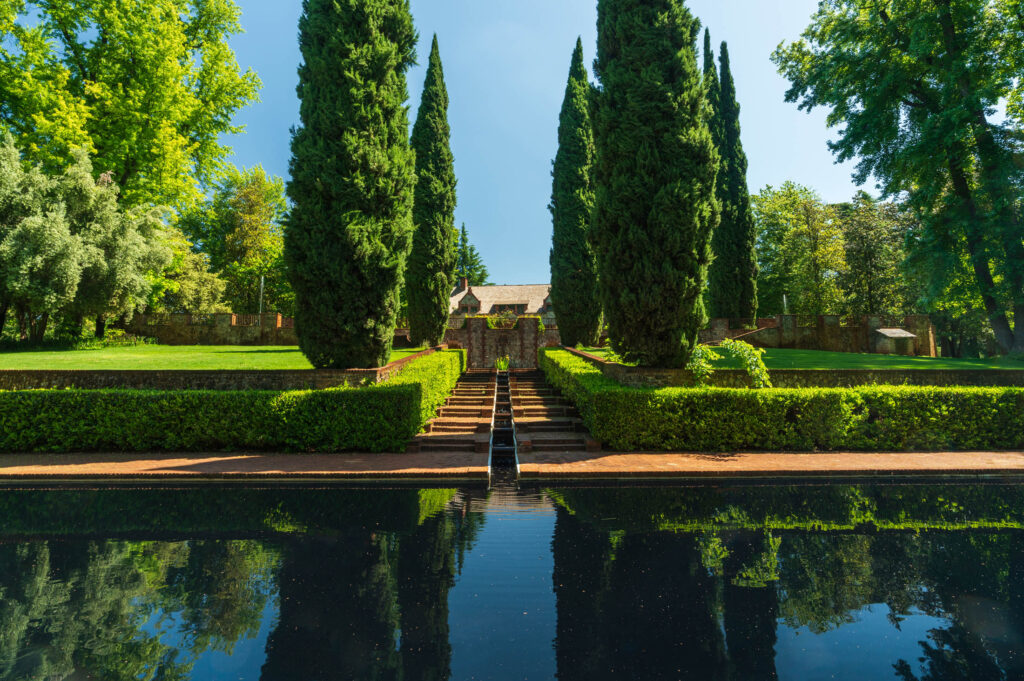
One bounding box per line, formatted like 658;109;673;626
0;483;1022;680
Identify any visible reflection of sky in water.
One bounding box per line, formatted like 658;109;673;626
776;605;944;681
137;588;279;681
448;509;557;681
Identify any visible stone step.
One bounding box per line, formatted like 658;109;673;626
515;406;577;418
516;417;583;433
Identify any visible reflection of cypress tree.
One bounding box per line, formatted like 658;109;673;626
397;513;457;681
261;533;401;681
552;506;614;681
723;534;779;681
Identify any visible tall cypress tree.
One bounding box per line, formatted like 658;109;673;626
549;38;600;347
703;29;723;155
709;41;759;320
408;35;457;347
592;0;720;367
285;0;417;368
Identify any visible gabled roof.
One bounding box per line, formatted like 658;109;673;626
450;284;552;315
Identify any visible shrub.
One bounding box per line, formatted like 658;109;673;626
539;348;1024;452
0;350;465;454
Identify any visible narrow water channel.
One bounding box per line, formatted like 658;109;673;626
0;483;1022;680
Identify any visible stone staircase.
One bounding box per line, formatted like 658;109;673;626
509;371;600;453
407;369;493;453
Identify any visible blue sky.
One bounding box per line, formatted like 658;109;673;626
225;0;861;285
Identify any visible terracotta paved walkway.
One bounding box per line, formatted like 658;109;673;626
0;452;489;481
518;451;1024;479
2;451;1024;483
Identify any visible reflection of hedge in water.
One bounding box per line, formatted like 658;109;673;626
0;488;457;537
550;497;1024;680
0;492;482;681
547;484;1024;532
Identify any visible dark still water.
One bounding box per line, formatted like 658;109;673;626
0;483;1023;681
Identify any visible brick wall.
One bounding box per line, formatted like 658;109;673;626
445;317;560;369
0;346;443;391
125;313;298;345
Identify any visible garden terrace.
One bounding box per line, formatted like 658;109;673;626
539;348;1024;452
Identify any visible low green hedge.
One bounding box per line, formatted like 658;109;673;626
539;348;1024;452
0;349;466;454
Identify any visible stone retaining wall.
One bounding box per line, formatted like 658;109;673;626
565;347;1024;388
0;346;444;391
444;317;559;369
125;313;298;345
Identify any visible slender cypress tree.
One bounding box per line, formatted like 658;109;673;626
549;38;600;347
592;0;720;367
703;30;723;155
408;35;457;347
285;0;417;368
709;42;759;319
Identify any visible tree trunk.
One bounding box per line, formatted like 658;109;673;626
94;314;106;339
29;313;49;343
947;161;1016;353
15;307;27;341
0;299;8;338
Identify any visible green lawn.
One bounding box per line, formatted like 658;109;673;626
0;345;426;371
581;347;1024;371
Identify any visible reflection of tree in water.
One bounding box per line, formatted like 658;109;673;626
550;486;1024;681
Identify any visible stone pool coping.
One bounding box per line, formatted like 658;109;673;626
518;451;1024;480
1;451;1024;483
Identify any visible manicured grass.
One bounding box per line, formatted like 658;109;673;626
580;346;1024;370
0;345;426;371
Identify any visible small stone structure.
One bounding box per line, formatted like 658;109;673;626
700;314;936;357
444;317;560;369
0;346;445;391
125;313;298;346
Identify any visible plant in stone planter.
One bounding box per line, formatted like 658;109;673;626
494;355;511;371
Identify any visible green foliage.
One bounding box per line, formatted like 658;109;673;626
719;338;771;389
0;350;466;453
286;0;417;369
494;355;511;371
592;0;720;367
753;182;845;315
0;133;172;340
685;343;719;386
539;348;1024;451
408;36;458;347
549;38;600;347
180;166;293;315
772;0;1024;354
148;227;229;314
0;0;260;210
454;224;490;286
708;39;758;320
837;192;915;315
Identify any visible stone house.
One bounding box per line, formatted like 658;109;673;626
448;279;557;328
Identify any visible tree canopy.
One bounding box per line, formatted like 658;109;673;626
549;38;600;347
455;224;491;287
407;35;457;347
0;0;260;211
286;0;418;368
592;0;719;367
773;0;1024;354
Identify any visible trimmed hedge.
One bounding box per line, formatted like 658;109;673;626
0;349;466;454
539;348;1024;452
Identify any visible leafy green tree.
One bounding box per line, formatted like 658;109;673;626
753;183;846;315
286;0;418;368
407;36;457;347
773;0;1024;354
549;38;600;347
149;227;229;314
0;0;260;211
837;192;912;315
708;41;758;320
455;224;491;286
181;166;292;315
592;0;720;367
